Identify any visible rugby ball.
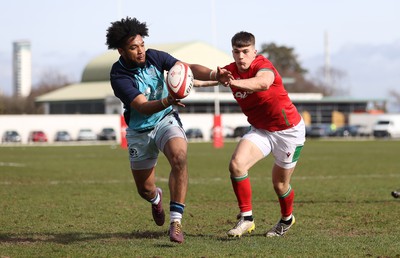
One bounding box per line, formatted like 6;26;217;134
166;63;194;99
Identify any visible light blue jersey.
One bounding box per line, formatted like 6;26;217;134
110;49;178;131
125;63;172;131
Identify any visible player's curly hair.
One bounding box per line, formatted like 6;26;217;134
231;31;255;48
106;17;149;49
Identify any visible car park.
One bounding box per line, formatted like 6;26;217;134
2;130;22;143
330;125;361;137
185;128;203;139
97;127;117;141
232;126;251;138
77;129;97;141
28;130;48;142
306;124;332;138
54;131;72;142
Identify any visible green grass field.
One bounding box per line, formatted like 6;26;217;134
1;140;399;257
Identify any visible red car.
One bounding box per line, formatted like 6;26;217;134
28;131;48;142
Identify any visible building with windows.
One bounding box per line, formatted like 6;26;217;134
36;41;386;127
13;40;32;97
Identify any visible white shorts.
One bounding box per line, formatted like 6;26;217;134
126;111;187;170
243;118;306;169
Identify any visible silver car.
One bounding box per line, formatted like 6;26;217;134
77;129;97;141
54;131;72;142
2;130;22;143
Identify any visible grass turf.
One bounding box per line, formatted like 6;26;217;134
0;140;399;257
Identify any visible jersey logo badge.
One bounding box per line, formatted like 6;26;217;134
129;148;138;158
234;91;252;99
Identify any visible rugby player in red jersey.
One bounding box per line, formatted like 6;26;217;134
205;31;306;237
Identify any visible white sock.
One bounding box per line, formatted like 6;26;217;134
241;211;252;217
150;192;160;205
282;214;292;221
170;211;182;223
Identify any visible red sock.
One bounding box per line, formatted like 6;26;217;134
231;175;252;213
278;187;294;218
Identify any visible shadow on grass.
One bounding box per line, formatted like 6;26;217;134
296;199;398;204
214;233;267;241
0;230;168;245
0;231;268;245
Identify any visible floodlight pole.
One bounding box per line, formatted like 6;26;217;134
211;0;223;148
324;31;331;87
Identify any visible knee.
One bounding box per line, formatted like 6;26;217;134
273;183;283;193
229;156;246;177
272;182;289;196
170;149;187;171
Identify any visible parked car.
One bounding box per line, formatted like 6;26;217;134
28;130;48;142
306;124;332;138
330;125;361;137
185;128;203;139
357;125;371;137
232;126;251;138
210;126;234;139
2;130;22;143
54;130;72;142
77;129;97;141
97;127;117;141
372;115;400;138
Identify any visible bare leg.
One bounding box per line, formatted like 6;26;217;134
271;164;295;196
163;137;188;204
131;166;157;201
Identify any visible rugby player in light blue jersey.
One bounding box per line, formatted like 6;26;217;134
106;17;229;243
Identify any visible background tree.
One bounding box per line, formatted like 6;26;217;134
259;43;307;76
0;69;73;114
388;89;400;112
259;42;347;96
309;66;349;96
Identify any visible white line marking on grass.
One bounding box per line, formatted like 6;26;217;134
0;179;130;185
1;174;399;186
293;174;400;180
0;162;25;167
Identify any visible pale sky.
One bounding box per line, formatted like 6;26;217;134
1;0;400;102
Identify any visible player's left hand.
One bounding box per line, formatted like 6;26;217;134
217;67;233;87
167;94;185;107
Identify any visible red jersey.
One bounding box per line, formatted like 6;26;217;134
224;55;301;131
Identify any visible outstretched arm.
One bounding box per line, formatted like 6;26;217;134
227;70;274;92
192;66;233;88
186;63;215;81
193;79;219;88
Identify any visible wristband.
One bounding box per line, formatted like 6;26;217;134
161;98;169;108
209;70;215;80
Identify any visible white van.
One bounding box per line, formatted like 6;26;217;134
372;115;400;138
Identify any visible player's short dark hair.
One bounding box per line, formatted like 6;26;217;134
231;31;255;48
106;17;149;49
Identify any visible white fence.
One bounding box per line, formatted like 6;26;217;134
0;114;121;144
0;113;250;144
